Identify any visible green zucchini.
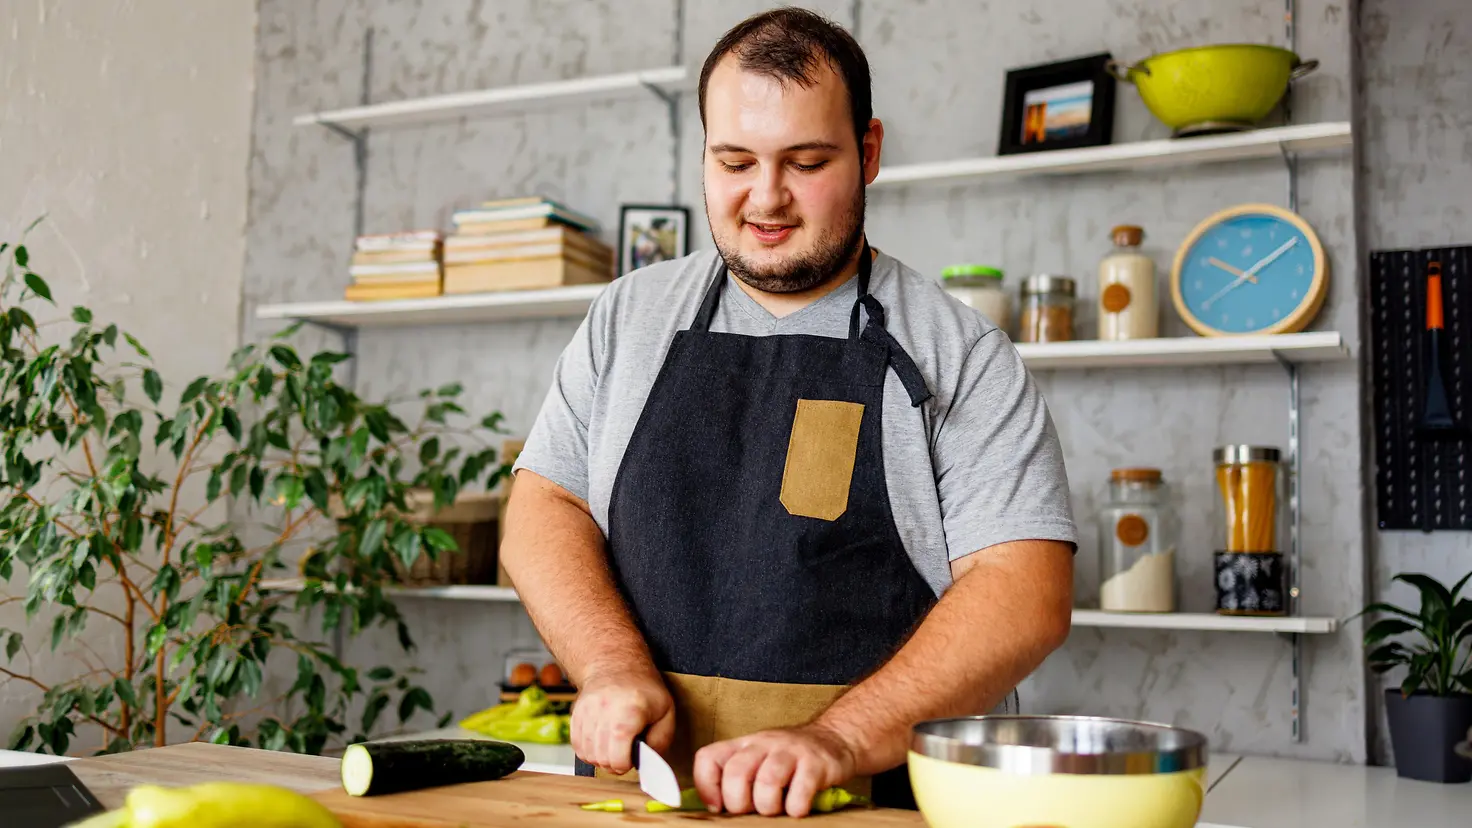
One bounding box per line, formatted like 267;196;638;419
340;739;525;796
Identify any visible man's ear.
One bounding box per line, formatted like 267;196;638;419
862;118;884;186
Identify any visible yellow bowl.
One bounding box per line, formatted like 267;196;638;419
1108;44;1319;135
909;715;1207;828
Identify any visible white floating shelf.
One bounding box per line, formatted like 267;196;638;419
255;284;605;329
1072;610;1338;634
1016;330;1348;369
259;578;520;603
871;122;1352;188
256;293;1348;370
261;578;1336;633
293;66;688;130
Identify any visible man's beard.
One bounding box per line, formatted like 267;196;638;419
709;187;866;294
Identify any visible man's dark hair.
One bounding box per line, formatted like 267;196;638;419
697;7;872;149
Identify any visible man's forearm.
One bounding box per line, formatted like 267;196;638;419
811;540;1074;775
498;470;659;686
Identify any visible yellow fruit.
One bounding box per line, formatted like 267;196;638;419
812;786;864;812
125;782;340;828
579;799;624;812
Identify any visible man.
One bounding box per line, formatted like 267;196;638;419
500;7;1077;818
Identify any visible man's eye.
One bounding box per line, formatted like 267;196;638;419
793;161;828;172
719;161;751;172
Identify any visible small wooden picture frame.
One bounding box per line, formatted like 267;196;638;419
998;52;1116;156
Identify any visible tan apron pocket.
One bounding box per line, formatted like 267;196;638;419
779;399;864;521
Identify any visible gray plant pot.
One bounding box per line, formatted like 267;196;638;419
1385;689;1472;783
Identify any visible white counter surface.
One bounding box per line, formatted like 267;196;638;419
1198;754;1470;828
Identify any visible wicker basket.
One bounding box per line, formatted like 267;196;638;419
390;489;501;587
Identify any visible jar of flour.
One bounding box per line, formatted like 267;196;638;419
1097;468;1177;613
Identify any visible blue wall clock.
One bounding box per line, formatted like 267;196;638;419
1170;203;1329;337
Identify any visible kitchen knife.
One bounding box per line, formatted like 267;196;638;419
633;734;682;808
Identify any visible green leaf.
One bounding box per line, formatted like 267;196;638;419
269;345;301;370
437;382;463;397
24;272;53;303
437;711;454;729
398;686;433;724
1363;618;1418;648
360;690;390;735
367;666;394;681
359;519;387;557
102;324;117;347
230;464;249;497
481;412;506;432
71;307;93;324
77;561;96;591
221;407;241;441
180;377;208;405
6;632;21;661
145;623;168;656
194;543;214;577
303;469;330;511
249;466;265;501
50;615;67;651
392;529;422;570
423;527;457;554
8;723;34;751
15;245;29;266
124;332;151;358
310;351;351;366
273;474;305;510
419;437;440;465
142;369;162;404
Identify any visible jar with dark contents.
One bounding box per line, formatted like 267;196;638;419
1019;275;1076;343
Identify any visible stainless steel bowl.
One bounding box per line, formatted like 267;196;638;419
911;715;1208;776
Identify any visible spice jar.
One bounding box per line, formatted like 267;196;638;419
1097;225;1159;340
1097;468;1177;613
1212;445;1288;616
942;265;1010;332
1019;275;1075;343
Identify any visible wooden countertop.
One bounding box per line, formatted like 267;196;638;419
67;742;340;809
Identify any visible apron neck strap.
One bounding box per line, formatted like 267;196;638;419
692;241;874;334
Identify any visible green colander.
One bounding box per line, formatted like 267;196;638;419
1107;44;1319;136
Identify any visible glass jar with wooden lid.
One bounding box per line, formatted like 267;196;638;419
1212;445;1288;616
1097;467;1177;613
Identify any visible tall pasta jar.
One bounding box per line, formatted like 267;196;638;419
1097;468;1177;613
1212;445;1289;616
942;265;1011;332
1019;275;1076;343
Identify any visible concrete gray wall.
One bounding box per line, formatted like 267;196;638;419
1356;0;1472;765
245;0;1370;760
0;1;256;743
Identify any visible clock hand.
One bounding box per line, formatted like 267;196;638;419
1208;257;1256;284
1201;238;1300;310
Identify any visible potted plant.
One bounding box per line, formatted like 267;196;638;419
0;233;509;755
1361;570;1472;783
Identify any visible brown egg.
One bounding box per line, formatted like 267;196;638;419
510;662;537;687
539;663;565;687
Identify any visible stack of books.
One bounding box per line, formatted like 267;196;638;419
442;197;614;294
346;230;443;301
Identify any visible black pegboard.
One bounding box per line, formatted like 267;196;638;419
1369;245;1472;531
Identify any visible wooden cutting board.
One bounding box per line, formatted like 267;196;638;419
310;771;926;827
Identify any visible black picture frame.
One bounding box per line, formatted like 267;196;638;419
997;52;1116;156
617;204;691;276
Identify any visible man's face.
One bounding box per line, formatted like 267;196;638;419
702;54;881;293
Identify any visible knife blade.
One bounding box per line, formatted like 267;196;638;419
634;734;682;808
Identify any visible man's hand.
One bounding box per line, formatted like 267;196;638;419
569;667;675;776
692;723;858;817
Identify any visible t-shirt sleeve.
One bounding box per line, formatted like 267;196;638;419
510;293;609;504
932;330;1079;560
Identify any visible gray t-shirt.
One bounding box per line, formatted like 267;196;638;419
513;247;1078;595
